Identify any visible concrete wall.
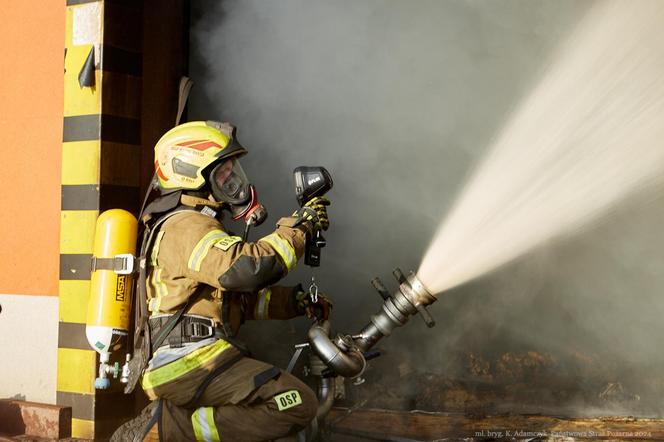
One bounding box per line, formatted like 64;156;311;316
0;295;59;403
0;2;65;403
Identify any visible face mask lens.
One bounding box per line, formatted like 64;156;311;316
213;160;234;188
210;158;251;204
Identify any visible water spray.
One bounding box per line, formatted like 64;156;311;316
419;0;664;294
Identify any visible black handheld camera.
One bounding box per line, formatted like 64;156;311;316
293;166;333;267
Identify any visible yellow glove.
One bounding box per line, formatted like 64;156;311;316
304;196;330;231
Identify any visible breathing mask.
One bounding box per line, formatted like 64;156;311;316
209;158;267;226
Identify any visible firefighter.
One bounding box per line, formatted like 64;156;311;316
139;121;332;441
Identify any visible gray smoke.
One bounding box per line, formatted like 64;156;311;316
189;0;664;416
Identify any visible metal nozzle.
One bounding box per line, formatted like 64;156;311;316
400;272;436;327
353;269;436;352
308;268;437;379
308;321;365;378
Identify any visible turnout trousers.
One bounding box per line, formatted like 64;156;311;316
143;342;318;441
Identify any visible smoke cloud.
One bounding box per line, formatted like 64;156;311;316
189;0;664;416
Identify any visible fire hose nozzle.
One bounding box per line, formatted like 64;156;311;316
352;269;437;352
398;270;436;308
309;268;437;380
398;271;436;328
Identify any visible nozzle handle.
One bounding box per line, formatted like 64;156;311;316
363;348;382;361
416;304;436;328
392;268;407;284
371;277;391;301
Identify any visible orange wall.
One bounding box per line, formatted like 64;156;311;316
0;2;64;295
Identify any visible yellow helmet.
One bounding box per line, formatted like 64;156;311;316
154;121;247;192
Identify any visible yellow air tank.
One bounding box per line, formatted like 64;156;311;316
86;209;138;389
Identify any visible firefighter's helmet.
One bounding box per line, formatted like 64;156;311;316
154;121;247;193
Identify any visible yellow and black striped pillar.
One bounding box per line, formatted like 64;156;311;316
59;0;143;439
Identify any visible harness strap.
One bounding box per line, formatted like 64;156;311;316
158;403;164;442
181;351;246;409
149;314;222;347
137;399;162;442
176;76;193;126
220;296;234;337
150;285;206;351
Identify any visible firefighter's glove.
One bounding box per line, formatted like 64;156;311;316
295;289;332;320
293;197;330;231
306;196;330;231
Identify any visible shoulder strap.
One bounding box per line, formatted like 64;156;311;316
134;208;199;349
175;76;193;126
150;284;206;351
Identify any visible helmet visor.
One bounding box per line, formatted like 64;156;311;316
209;158;252;205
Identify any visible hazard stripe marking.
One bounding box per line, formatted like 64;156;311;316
60;0;99;435
71;418;94;440
60;253;93;280
60;210;98;254
63;115;140;144
62;141;101;185
56;392;95;421
57;348;96;395
64;115;101;142
58;322;91;350
59;280;90;323
59;0;145;437
64;46;101;117
62;185;99;211
61;184;140;211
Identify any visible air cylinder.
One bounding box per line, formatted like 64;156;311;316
85;209;138;389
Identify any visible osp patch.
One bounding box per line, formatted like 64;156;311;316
274;390;302;411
